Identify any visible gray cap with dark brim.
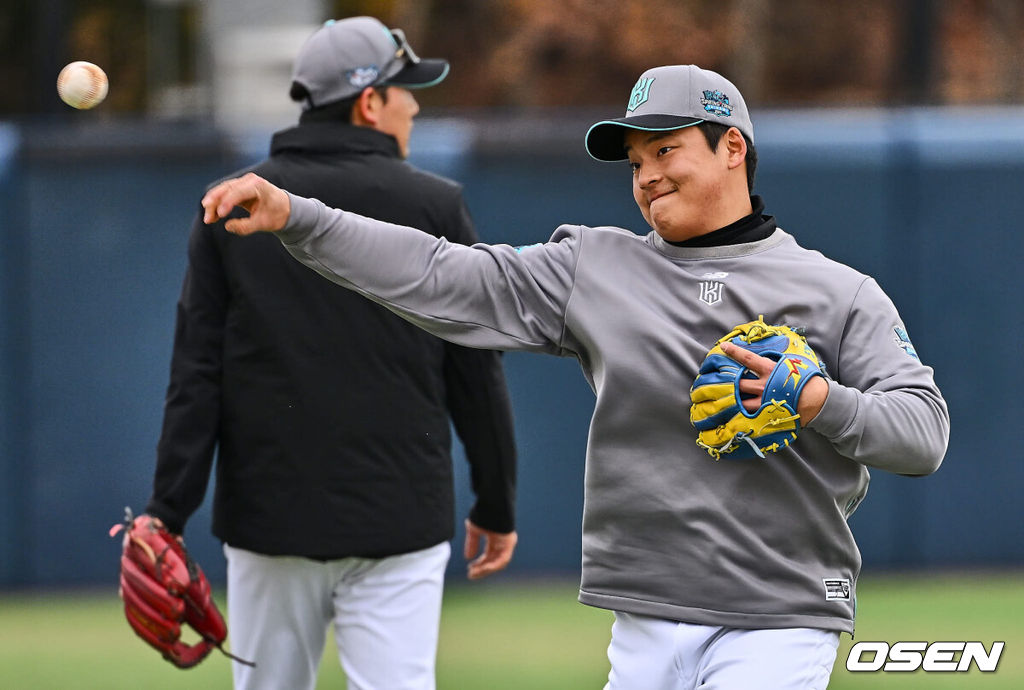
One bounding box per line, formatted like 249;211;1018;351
585;65;754;162
291;16;449;109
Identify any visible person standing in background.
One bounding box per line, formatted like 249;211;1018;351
143;16;518;690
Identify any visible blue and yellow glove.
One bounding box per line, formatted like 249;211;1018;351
690;317;825;460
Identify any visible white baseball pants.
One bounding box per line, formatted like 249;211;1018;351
604;611;839;690
223;541;451;690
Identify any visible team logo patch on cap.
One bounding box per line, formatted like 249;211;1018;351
627;77;655;112
700;89;733;117
347;66;380;88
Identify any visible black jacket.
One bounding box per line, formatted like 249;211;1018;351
146;122;517;559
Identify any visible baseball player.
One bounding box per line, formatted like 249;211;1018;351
200;64;949;689
144;17;518;690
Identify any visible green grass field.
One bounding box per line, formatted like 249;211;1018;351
1;571;1020;689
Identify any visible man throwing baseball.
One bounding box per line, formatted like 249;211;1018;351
201;64;948;689
144;16;518;690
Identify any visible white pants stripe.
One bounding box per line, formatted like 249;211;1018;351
604;612;839;690
224;541;451;690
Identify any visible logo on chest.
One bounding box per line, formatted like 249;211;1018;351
698;272;728;305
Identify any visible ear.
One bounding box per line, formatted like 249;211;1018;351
724;127;747;170
351;87;382;127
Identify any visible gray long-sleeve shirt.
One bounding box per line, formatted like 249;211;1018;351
276;194;949;634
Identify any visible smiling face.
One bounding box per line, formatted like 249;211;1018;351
624;125;751;242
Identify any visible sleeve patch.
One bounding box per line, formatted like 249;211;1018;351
513;243;543;253
893;325;920;361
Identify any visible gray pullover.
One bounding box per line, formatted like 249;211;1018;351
276;194;949;634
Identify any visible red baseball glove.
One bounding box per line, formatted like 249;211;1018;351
109;508;253;669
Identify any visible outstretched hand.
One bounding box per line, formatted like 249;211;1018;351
720;340;829;423
464;519;518;580
201;172;291;235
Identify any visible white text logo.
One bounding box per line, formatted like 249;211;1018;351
846;641;1004;673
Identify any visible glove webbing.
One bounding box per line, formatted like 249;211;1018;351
701;400;800;460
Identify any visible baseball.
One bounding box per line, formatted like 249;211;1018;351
57;61;109;110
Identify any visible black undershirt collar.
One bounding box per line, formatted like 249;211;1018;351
667;195;776;248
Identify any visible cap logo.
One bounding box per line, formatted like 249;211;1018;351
627;77;655;112
346;66;380;89
700;89;733;117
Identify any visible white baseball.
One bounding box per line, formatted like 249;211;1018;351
57;61;109;110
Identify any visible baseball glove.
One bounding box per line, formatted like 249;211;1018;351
109;508;254;669
690;316;825;460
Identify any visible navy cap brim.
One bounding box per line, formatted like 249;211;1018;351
585;115;704;161
384;58;450;89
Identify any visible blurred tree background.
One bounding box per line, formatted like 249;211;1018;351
2;0;1023;118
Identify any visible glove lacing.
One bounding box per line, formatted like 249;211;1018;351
699;400;800;460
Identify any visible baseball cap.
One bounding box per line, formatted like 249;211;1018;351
585;65;754;161
290;16;450;109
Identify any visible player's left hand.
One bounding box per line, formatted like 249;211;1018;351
720;340;829;423
463;519;518;580
201;172;291;235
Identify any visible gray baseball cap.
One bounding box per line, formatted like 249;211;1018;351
585;65;754;161
290;16;450;109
